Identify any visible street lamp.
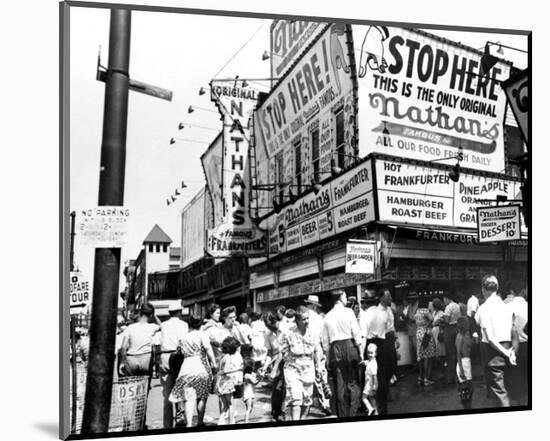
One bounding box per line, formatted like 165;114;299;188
480;41;528;76
169;137;209;146
187;105;218;114
178;122;218;132
427;148;464;182
261;50;284;61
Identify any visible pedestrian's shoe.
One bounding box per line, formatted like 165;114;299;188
417;377;423;385
424;379;435;386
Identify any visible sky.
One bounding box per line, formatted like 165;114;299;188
68;5;528;293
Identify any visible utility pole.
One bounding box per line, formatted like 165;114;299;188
69;210;77;433
70;211;76;271
82;9;131;433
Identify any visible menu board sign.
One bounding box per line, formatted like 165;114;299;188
376;158;524;230
268;160;375;255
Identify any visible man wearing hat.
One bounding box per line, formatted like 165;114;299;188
305;295;324;341
158;301;189;428
305;294;331;415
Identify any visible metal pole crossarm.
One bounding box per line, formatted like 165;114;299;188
97;69;173;101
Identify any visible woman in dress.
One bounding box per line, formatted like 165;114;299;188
170;316;216;427
414;297;436;386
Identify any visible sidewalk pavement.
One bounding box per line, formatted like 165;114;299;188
145;364;528;429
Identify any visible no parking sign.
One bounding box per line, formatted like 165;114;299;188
70;272;90;314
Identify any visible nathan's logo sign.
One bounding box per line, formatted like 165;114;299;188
353;26;510;173
477;205;521;243
284;189;331;226
206;81;267;257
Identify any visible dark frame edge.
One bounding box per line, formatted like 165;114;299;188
60;1;71;439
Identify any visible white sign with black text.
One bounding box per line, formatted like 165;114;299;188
70;271;90;314
206;81;268;257
345;241;376;274
77;207;130;247
354;26;511;173
477;205;521;243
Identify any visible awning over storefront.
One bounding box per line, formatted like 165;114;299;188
256;272;378;304
378;224;527;263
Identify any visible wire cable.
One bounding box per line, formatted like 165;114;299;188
211;23;266;79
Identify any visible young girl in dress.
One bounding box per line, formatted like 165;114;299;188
215;336;243;425
455;316;473;409
361;343;379;416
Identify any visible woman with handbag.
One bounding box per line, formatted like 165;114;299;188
414;297;436;386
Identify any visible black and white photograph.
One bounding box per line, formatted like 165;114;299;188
57;1;533;439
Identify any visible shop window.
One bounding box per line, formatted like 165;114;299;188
163;244;167;253
294;140;302;193
335;108;345;168
156;244;160;252
311;128;320;183
148;244;154;253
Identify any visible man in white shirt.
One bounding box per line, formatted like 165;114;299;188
505;285;528;405
475;275;518;407
467;293;480;318
322;290;362;418
119;303;161;376
158;302;189;428
363;291;394;414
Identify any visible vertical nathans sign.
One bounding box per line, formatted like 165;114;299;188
206;82;267;257
354;27;511;173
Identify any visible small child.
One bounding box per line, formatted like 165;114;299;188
362;343;379;416
240;344;262;423
456;316;473;409
216;336;243;425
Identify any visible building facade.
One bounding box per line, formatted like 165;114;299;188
247;23;528;324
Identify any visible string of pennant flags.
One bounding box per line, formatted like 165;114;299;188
166;181;188;206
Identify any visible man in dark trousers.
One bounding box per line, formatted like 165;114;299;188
475;275;518;406
322;290;363;418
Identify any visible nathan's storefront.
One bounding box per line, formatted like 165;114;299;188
250;154;528;368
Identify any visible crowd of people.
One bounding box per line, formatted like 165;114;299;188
72;274;529;429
